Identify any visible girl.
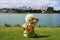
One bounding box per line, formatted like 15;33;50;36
22;14;39;37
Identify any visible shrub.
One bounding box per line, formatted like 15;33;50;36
13;24;21;27
4;23;11;27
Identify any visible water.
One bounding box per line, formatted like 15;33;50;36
0;13;60;26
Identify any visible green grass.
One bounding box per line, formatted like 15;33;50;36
0;27;60;40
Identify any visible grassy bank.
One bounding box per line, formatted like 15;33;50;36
0;27;60;40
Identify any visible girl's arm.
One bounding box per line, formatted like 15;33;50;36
32;17;39;23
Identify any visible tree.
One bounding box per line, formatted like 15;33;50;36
46;7;54;13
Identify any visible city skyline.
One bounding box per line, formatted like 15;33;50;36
0;0;60;10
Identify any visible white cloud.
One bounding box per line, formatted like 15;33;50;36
0;0;60;10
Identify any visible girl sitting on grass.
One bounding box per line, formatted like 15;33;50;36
22;14;39;38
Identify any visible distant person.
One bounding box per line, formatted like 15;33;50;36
22;14;39;37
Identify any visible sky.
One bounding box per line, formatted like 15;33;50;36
0;0;60;10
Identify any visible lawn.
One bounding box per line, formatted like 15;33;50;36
0;27;60;40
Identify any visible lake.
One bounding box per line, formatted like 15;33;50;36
0;13;60;26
